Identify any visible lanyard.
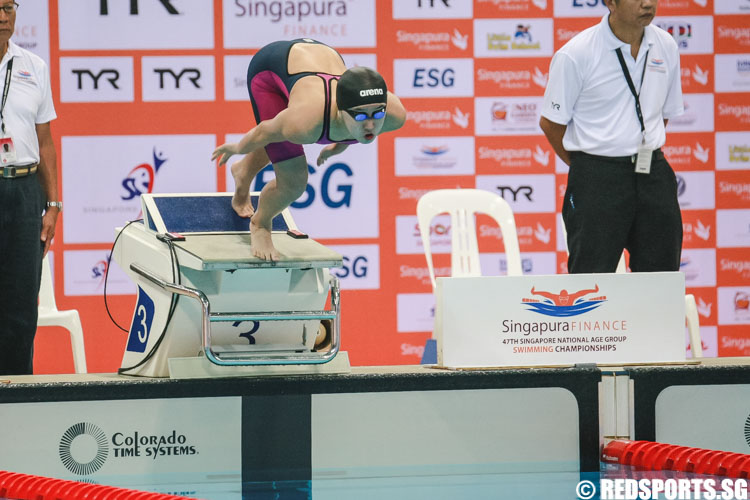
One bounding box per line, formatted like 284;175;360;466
1;57;13;135
615;47;649;134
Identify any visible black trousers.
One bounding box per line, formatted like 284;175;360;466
0;174;44;375
562;151;683;274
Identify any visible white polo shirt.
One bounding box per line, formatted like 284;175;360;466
541;15;683;157
0;40;56;165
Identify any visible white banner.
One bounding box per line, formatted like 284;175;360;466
716;132;750;171
667;93;715;132
437;272;686;367
654;16;714;54
142;56;216;102
475;174;557;214
676;171;715;210
714;54;750;93
394;58;475;98
392;0;473;19
473;18;553;58
60;57;134;103
63;249;135;296
225;136;380;239
328;244;381;290
553;0;608;18
62;135;217;244
395;137;476;177
474;97;544;136
59;0;214;50
14;0;50;63
223;0;376;48
0;397;241;479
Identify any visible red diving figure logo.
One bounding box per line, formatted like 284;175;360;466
523;285;607;317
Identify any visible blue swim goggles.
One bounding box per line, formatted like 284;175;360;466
345;106;386;121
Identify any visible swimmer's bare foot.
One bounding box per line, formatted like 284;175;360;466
232;193;255;218
231;161;255;218
250;218;280;261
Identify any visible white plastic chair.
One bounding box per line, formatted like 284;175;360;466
417;188;523;291
37;255;88;373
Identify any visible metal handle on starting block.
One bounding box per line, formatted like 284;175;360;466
129;263;341;367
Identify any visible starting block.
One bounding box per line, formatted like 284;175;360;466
112;193;349;378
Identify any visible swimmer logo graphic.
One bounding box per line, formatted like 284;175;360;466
121;148;167;201
91;256;109;290
59;422;109;475
522;285;606;317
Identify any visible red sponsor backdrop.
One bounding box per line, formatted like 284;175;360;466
35;1;750;374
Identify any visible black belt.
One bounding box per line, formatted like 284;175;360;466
1;163;39;178
570;149;664;165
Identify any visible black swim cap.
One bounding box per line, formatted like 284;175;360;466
336;66;388;111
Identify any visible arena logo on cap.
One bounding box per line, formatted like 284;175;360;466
359;88;383;97
523;284;606;317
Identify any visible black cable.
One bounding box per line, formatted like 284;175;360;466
104;219;142;332
117;236;183;375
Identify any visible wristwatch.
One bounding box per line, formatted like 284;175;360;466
46;201;63;211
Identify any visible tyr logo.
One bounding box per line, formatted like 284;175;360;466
99;0;179;15
71;69;120;90
497;185;533;202
154;68;201;89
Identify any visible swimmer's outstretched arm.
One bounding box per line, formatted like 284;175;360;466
212;108;314;165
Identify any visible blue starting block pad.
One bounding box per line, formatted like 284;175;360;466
143;193;289;235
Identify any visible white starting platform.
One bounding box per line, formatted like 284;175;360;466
112;193;349;378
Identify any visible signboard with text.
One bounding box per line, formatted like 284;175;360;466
437;272;686;367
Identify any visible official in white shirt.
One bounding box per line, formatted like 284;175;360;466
0;0;60;375
540;0;684;274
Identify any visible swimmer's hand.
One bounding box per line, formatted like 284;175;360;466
316;143;349;166
211;143;239;166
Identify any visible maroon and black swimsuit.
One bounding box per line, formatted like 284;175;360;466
246;38;357;163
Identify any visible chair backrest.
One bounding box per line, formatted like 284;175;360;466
39;254;58;313
417;189;522;290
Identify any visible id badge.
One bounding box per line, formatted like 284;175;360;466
0;137;17;165
635;143;652;174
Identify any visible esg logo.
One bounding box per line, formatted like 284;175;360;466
252;162;353;209
413;68;455;88
332;255;369;279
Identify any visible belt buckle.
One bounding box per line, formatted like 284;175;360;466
2;166;15;178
